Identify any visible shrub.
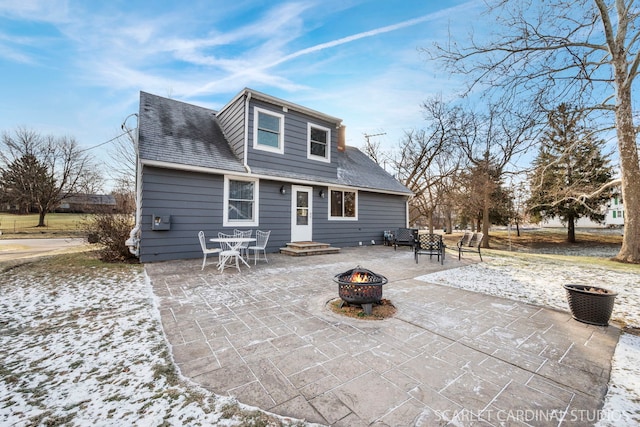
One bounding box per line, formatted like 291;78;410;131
85;212;138;262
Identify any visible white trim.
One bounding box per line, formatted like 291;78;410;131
291;185;313;241
223;175;259;227
327;187;358;221
220;88;343;125
253;106;284;154
405;200;410;228
139;159;413;197
243;92;251;171
307;122;331;163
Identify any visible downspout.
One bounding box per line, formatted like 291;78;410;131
124;115;141;257
125;156;142;257
243;91;252;174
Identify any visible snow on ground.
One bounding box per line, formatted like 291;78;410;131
0;266;305;426
417;252;640;426
0;247;638;426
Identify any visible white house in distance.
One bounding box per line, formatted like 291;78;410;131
540;191;624;228
605;192;624;227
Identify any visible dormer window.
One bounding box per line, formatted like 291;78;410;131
254;107;284;154
307;123;330;162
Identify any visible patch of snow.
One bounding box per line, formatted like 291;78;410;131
597;333;640;426
416;253;640;426
0;268;304;426
1;248;638;426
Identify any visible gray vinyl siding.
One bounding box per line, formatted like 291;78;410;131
136;90;412;263
311;190;408;247
139;166;223;263
216;95;246;158
139;165;408;263
247;98;337;180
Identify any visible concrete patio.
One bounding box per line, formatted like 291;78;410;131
144;245;619;426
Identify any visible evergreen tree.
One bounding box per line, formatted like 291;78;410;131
528;104;613;242
0;154;54;214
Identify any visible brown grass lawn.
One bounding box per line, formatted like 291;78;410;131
442;227;623;252
0;213;91;238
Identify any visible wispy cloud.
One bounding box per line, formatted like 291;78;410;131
267;11;452;68
0;0;483;152
0;32;39;64
189;1;481;97
0;0;69;23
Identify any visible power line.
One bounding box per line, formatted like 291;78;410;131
79;130;129;153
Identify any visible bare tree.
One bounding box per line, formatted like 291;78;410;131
106;132;136;192
450;105;536;247
0;127;98;226
429;0;640;263
393;98;462;231
105;131;137;213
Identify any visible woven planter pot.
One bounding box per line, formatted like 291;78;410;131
563;284;617;326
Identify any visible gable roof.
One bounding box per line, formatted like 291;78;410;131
138;91;412;195
221;88;343;126
138;91;245;173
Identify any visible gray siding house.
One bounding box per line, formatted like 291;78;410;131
127;89;413;263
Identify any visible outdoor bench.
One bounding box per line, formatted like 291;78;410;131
393;228;418;250
457;231;484;261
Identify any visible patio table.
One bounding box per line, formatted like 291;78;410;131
210;237;256;271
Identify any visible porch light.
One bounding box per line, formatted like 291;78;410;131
319;189;325;198
280;185;286;195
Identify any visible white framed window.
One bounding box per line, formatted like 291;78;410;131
307;123;330;162
253;107;284;154
329;188;357;220
223;176;259;227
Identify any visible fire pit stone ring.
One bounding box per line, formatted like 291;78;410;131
333;265;388;315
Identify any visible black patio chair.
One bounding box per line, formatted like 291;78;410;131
414;232;445;265
393;228;417;250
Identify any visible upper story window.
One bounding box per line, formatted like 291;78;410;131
329;188;357;220
254;107;284;154
307;123;331;162
223;176;259;227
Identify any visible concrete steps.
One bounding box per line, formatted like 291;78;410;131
279;241;341;256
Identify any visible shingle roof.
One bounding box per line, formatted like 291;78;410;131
138;92;245;173
337;147;412;194
249;147;411;194
138;91;412;195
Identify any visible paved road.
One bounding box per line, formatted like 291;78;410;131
0;238;88;262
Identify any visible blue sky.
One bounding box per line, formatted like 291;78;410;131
0;0;481;189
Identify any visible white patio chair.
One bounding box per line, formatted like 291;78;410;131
248;230;271;265
218;232;241;272
234;229;252;259
198;231;221;270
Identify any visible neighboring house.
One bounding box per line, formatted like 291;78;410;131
127;89;413;263
57;194;117;213
540;190;625;229
605;192;624;227
540;216;605;228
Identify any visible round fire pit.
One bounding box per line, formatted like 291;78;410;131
334;266;388;314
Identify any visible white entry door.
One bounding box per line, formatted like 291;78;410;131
291;185;313;242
